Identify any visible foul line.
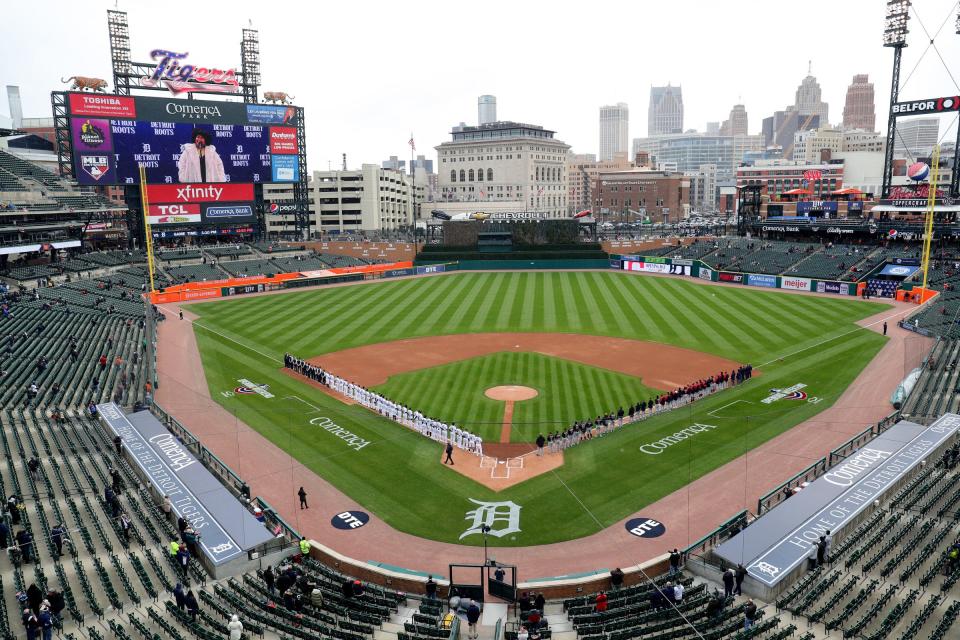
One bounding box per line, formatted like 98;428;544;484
757;306;918;368
186;317;283;365
707;399;752;418
551;470;605;529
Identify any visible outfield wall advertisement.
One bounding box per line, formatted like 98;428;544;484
614;256;859;297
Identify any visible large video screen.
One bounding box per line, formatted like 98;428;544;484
66;92;301;187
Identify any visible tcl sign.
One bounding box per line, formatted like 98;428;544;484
148;204;200;216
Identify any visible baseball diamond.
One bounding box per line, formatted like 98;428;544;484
174;270;890;545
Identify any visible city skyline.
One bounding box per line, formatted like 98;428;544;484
2;0;958;171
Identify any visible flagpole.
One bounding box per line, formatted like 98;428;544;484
409;132;415;233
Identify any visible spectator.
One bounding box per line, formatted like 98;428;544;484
50;524;66;557
310;585;324;608
228;615;243;640
722;568;735;597
610;567;624;590
184;589;199;621
673;581;684;603
744;599;757;630
161;495;173;521
168;539;179;557
494;566;505;582
38;605;52;640
22;608;38;640
7;494;21;525
0;519;7;550
425;575;437;600
466;600;481;640
534;592;545;612
299;536;310;557
263;566;275;594
173;583;186;611
735;564;747;596
595;590;607;613
669;549;681;577
17;530;33;563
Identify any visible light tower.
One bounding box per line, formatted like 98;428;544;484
880;0;910;198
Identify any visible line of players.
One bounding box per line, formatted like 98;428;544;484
545;365;754;452
284;354;484;456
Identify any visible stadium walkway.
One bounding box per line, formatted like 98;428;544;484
155;290;927;582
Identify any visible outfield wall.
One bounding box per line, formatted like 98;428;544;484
611;255;859;296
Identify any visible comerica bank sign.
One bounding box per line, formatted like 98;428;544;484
639;423;718;455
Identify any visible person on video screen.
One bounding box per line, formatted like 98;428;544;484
178;128;225;183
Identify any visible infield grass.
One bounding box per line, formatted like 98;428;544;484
185;271;891;547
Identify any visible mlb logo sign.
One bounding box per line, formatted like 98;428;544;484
81;155;110;181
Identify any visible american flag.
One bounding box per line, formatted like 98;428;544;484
408;135;415;152
479;189;486;199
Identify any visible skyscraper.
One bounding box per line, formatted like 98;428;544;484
599;103;629;162
842;74;876;131
720;104;748;136
794;66;829;125
648;85;683;136
894;118;940;159
478;95;497;125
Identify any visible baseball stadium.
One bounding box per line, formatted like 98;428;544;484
3;4;960;640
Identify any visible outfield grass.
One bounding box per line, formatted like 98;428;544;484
373;352;662;442
185;271;890;546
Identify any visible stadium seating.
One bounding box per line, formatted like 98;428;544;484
219;259;279;277
164;264;227;284
0;150;64;189
785;244;870;281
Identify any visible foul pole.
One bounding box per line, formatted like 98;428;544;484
139;165;156;293
919;145;941;294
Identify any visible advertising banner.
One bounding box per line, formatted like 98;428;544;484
780;276;811;291
625;261;670;274
698;266;713;281
879;264;920;278
416;264;447;275
66;92;300;185
383;268;415;278
715;415;960;586
718;271;744;283
97;403;275;565
797;201;839;215
747;274;778;288
815;281;846;294
146;183;255;226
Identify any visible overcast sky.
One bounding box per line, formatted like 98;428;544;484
2;0;959;172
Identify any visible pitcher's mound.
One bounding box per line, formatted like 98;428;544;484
485;385;539;401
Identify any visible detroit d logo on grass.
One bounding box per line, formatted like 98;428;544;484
459;499;522;540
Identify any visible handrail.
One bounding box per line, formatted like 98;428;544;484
682;509;749;560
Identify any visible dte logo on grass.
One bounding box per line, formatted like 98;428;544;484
331;511;369;530
625;517;666;538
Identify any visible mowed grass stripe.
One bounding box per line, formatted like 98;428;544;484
417;273;482;336
390;273;463;337
605;273;664;339
620;276;683;342
577;271;629;336
669;283;760;357
556;273;582;328
519;272;537;328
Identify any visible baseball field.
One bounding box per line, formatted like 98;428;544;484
185;271;889;545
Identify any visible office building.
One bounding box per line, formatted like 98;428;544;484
894;118;940;159
478;95;497;125
436;120;570;217
648;85;683;135
595;169;690;222
842;74;876;131
599;103;629;161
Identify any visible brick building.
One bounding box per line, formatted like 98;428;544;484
595;170;690;223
